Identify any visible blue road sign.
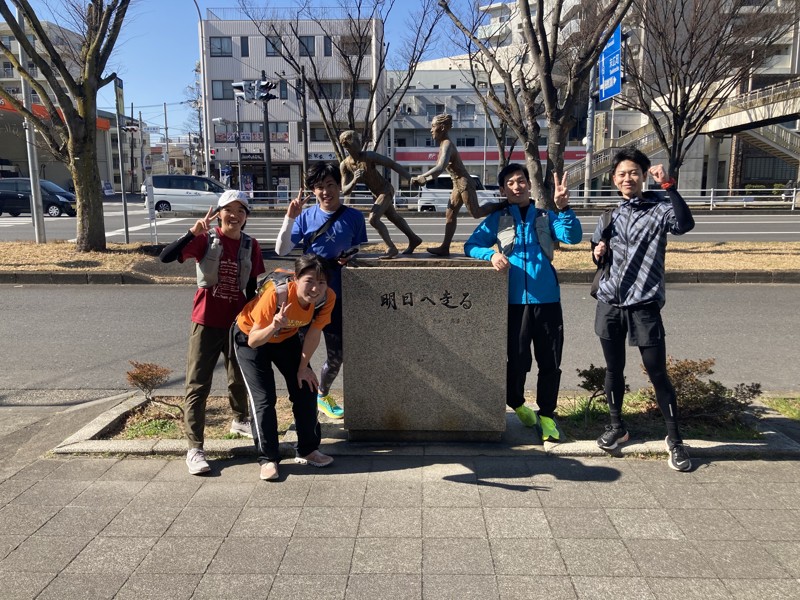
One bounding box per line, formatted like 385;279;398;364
599;25;622;102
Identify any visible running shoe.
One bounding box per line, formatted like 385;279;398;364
666;437;692;472
539;415;561;442
514;405;539;427
186;448;211;475
596;425;630;450
230;418;253;438
317;394;344;419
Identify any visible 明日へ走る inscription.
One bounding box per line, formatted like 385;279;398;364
380;290;473;310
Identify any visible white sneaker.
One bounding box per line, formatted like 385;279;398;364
295;450;334;468
230;418;253;438
186;448;211;475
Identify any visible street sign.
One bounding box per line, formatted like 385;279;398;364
599;25;622;102
142;126;161;134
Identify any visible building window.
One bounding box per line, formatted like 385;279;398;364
297;121;304;142
266;36;281;56
269;121;290;142
342;36;369;56
456;137;476;147
2;62;12;78
299;35;315;57
279;80;288;100
30;91;40;104
240;36;249;57
27;61;37;77
343;82;369;99
0;35;13;47
319;81;342;99
433;84;439;89
212;80;234;100
310;126;329;142
457;104;475;121
426;103;445;117
324;36;332;56
210;36;232;57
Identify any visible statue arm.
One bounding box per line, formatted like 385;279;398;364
340;161;358;195
414;141;452;184
367;151;412;179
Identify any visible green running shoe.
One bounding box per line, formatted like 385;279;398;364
539;415;561;442
514;405;539;427
317;394;344;419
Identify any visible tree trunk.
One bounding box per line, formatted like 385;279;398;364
70;128;107;252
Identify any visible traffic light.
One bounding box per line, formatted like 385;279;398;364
257;81;277;102
231;80;254;101
210;148;216;159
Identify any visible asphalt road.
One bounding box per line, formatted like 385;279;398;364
1;203;799;244
2;283;797;395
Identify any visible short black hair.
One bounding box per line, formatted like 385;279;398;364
497;163;530;188
610;147;651;175
295;253;329;283
305;161;341;188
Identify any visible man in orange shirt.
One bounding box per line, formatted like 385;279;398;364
233;254;335;481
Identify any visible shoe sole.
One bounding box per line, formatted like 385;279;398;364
318;406;344;419
186;463;211;475
230;429;254;438
597;431;630;450
295;456;334;468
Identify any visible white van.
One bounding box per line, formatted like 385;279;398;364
141;174;228;212
416;174;500;212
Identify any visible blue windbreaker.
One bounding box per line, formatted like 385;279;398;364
465;204;582;304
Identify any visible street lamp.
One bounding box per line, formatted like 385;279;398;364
213;107;242;191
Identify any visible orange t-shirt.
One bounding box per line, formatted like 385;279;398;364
236;280;335;343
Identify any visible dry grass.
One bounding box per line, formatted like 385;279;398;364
3;240;800;277
106;395;296;440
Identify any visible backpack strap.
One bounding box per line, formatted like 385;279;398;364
305;204;348;251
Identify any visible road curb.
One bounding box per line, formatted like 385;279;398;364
53;393;800;460
6;269;800;285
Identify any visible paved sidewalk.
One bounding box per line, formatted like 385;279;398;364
1;431;799;598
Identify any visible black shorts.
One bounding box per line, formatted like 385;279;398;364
595;301;665;347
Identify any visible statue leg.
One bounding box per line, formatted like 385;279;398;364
385;203;422;255
427;194;462;256
369;194;399;259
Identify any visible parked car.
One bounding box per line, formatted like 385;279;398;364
141;174;228;212
0;178;76;217
416;174;501;212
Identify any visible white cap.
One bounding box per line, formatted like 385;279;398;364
216;190;251;214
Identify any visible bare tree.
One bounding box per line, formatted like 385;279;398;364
0;0;132;251
616;0;797;181
439;0;632;207
238;0;442;161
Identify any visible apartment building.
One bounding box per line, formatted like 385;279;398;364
199;7;385;191
0;21;149;193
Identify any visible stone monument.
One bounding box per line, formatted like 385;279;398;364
341;262;507;442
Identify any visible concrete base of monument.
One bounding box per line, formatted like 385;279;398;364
341;260;508;443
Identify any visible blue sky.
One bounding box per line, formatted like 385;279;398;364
19;1;432;136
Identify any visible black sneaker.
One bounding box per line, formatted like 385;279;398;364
596;425;630;450
666;437;692;472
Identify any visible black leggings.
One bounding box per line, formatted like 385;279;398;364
600;336;682;444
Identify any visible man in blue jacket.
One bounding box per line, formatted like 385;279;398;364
465;163;582;441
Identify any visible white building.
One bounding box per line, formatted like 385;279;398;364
198;7;385;191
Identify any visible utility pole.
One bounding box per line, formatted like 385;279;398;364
129;102;136;194
258;71;277;193
163;102;170;174
17;7;45;243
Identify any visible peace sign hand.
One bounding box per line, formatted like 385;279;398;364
287;187;311;218
553;172;570;210
272;302;291;332
189;205;218;236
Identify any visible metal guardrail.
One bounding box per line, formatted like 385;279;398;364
569;188;798;211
